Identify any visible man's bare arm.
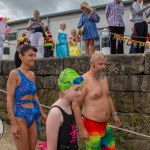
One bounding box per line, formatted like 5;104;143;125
109;96;116;114
105;77;121;126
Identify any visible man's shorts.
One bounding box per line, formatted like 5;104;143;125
82;117;116;150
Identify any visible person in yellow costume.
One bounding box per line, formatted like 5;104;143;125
17;33;29;51
69;29;81;56
18;33;29;46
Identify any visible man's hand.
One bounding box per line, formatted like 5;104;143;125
79;128;89;140
113;115;121;127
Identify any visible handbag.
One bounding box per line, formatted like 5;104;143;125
78;26;84;36
78;13;91;35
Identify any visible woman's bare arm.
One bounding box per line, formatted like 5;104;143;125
7;70;18;126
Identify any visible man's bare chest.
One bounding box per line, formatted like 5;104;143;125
86;81;109;100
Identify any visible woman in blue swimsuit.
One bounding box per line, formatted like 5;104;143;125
7;45;47;150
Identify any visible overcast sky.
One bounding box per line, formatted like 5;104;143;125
0;0;129;21
0;0;111;21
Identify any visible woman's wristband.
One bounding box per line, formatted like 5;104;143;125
112;112;118;116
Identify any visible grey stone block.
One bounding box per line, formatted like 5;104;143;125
116;139;150;150
108;75;131;91
64;56;90;74
36;89;59;106
2;60;15;75
139;75;150;92
0;76;7;87
106;54;144;75
36;76;58;89
134;92;150;114
145;52;150;74
32;58;64;75
108;75;149;92
111;92;134;113
119;113;150;135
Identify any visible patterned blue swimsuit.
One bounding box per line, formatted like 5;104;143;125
14;69;41;135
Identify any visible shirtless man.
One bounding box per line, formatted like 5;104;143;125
72;51;121;150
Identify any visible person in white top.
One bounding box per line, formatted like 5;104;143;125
27;10;45;58
131;0;150;53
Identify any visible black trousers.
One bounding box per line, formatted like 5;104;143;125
44;46;53;58
109;26;125;54
134;21;148;53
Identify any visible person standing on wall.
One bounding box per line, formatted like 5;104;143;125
44;26;54;58
0;17;11;60
131;0;150;53
77;2;100;55
105;0;125;54
56;22;69;58
27;10;45;58
17;33;30;51
69;28;81;56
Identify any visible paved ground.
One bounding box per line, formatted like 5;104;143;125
0;122;42;150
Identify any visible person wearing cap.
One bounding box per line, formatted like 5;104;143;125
105;0;125;54
46;68;84;150
72;51;121;150
77;2;100;55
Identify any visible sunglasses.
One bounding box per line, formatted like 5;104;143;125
65;76;84;85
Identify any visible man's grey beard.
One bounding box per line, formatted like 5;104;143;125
96;71;105;79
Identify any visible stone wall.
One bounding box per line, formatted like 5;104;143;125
0;54;150;149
